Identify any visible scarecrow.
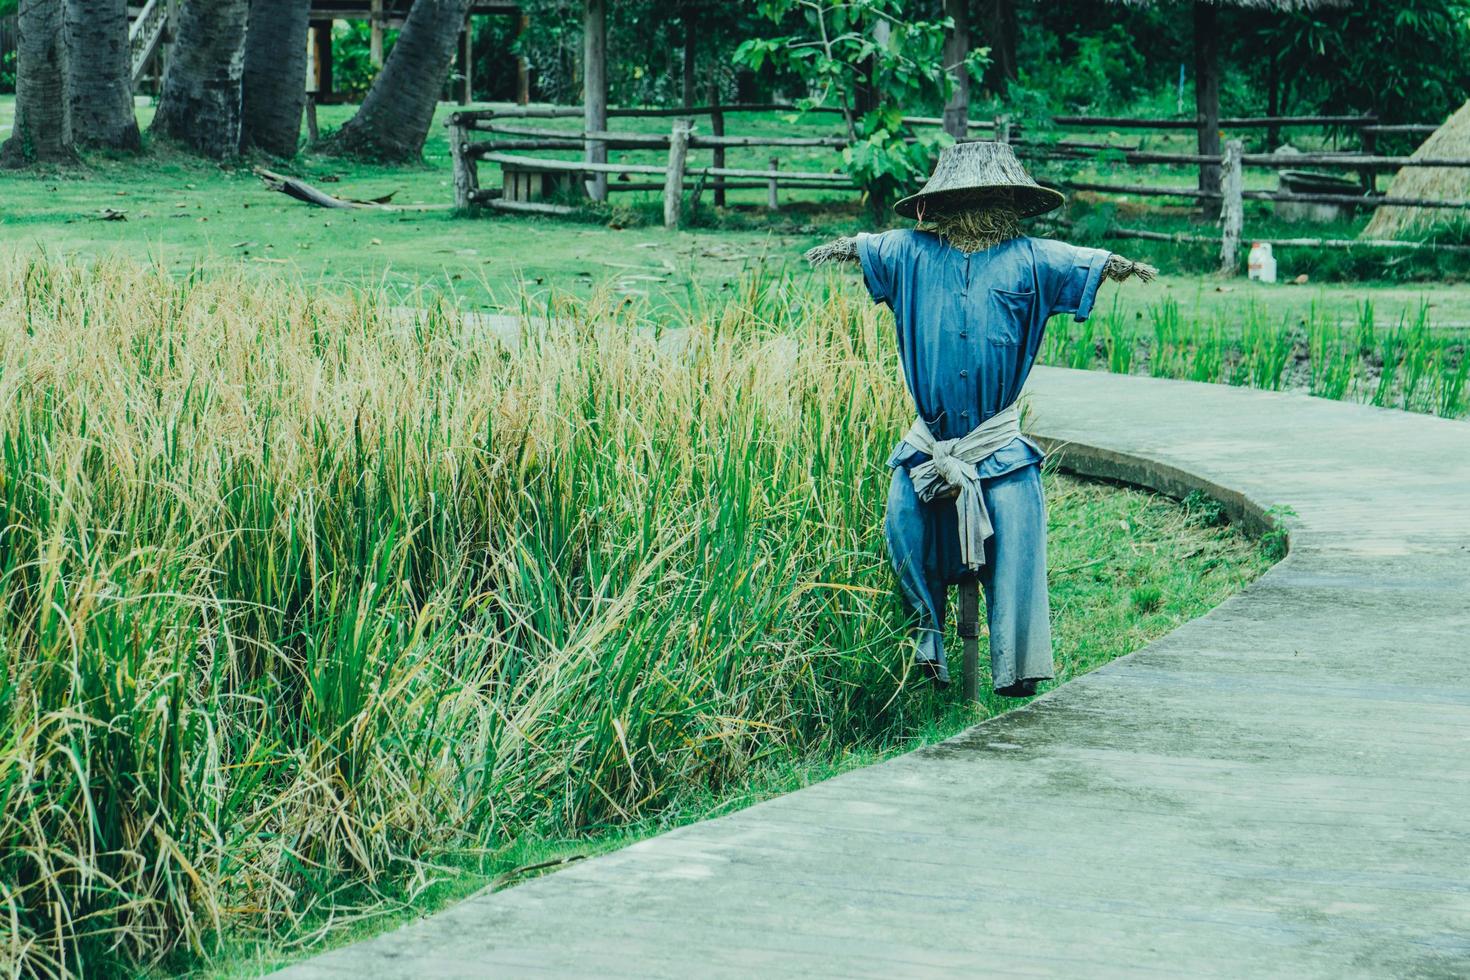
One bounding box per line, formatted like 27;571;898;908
807;141;1156;696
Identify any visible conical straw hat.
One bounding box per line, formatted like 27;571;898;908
894;140;1064;219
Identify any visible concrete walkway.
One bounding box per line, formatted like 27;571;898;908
277;369;1470;978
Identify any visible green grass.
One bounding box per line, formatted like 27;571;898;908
6;95;1470;327
1043;293;1469;418
0;253;1272;977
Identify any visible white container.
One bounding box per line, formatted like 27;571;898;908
1248;242;1277;284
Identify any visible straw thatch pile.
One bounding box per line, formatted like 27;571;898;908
1362;100;1470;240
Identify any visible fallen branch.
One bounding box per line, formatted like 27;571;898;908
253;167;449;211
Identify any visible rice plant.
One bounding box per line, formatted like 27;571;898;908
1148;297;1186;379
1102;298;1135;375
0;255;1270;975
1035;289;1468;419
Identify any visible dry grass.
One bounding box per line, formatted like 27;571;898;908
917;206;1023;253
0;255;922;975
1362;99;1470;240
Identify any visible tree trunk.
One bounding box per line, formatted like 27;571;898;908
151;0;250;159
240;0;311;156
980;0;1017;93
326;0;473;161
1;0;75;167
64;0;140;151
680;3;695;109
941;0;970;140
1194;0;1222;217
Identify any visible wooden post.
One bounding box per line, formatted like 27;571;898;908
369;0;384;68
941;0;970;140
305;94;319;142
767;156;779;210
708;84;726;208
680;0;696;109
1359;128;1378;194
995;114;1011;144
516;12;530;105
1219;139;1244;275
664;119;692;229
161;0;179;80
451;119;477;209
309;20;334;103
1193;0;1222;219
583;0;608;201
959;580;981;703
458;20;473;105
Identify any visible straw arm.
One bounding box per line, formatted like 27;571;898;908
805;237;861;268
1104;254;1158;283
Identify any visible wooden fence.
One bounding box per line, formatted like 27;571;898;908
447;105;1470;265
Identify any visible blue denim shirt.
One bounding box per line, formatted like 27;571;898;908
857;231;1110;474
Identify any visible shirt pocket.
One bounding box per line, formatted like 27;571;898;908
986;286;1035;346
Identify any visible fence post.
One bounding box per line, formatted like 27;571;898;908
709;93;727;208
959;580;980;703
1219;138;1244;275
664;119;692;230
994;114;1011;145
767;157;780;210
450;118;477;209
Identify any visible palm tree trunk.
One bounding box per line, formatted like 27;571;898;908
240;0;311;156
64;0;140;151
1;0;75;167
326;0;473;161
151;0;250;160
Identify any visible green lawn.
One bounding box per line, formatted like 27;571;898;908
4;96;1470;331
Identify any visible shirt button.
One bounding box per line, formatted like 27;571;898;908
959;331;969;338
960;370;969;378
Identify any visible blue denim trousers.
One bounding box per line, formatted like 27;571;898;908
885;462;1053;689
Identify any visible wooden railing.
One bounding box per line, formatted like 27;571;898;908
447;105;1468;259
128;0;169;85
448;104;862;219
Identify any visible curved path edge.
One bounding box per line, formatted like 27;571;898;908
277;368;1470;979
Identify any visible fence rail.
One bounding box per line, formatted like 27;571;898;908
447;104;1466;263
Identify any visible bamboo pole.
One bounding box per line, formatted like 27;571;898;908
664;119;691;229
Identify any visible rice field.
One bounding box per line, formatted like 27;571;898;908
1043;294;1470;418
0;255;1271;976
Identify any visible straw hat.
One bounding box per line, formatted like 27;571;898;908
894;140;1064;219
